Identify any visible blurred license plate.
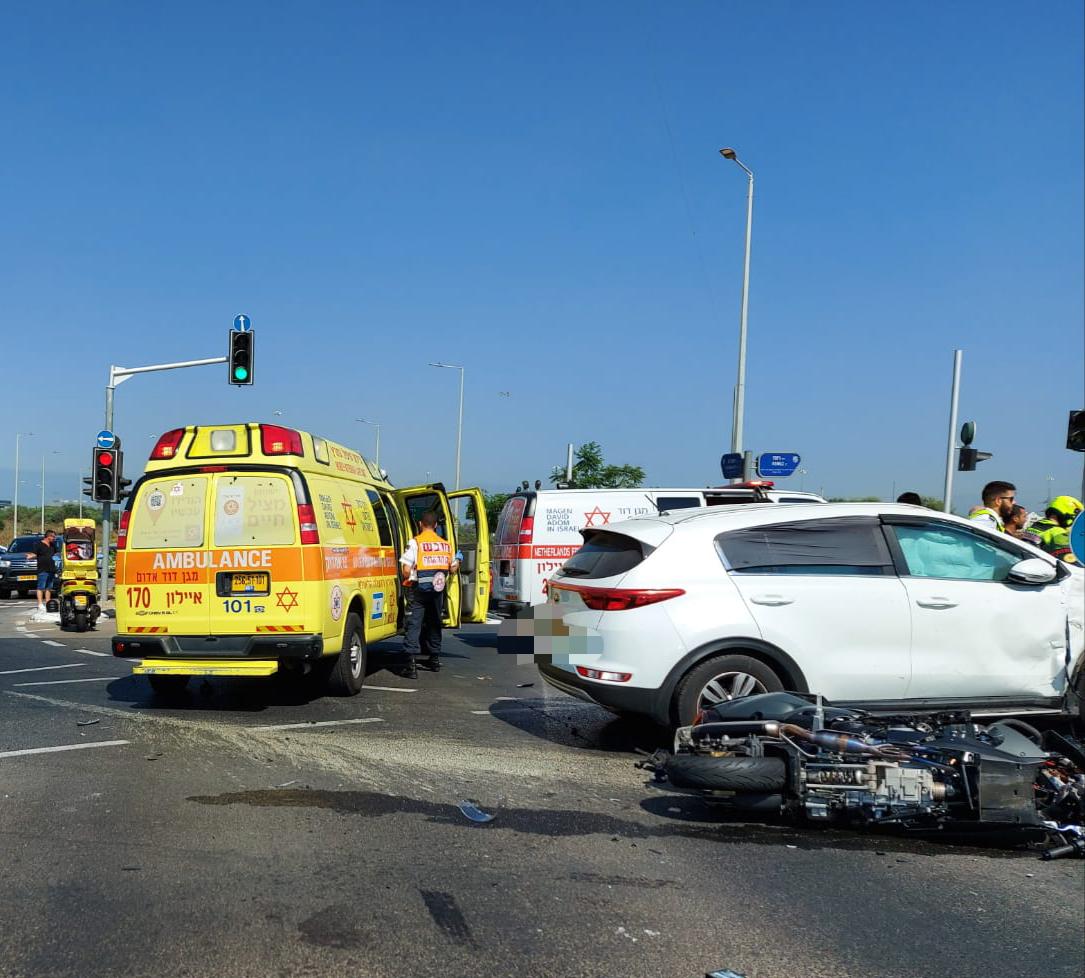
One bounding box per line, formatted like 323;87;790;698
17;575;35;582
74;595;88;607
230;573;269;594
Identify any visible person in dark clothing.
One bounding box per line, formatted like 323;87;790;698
399;511;461;679
34;530;57;613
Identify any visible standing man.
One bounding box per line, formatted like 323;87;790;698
399;510;460;679
1025;495;1083;562
33;529;57;617
969;481;1016;533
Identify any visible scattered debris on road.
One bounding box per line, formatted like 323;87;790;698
76;718;100;726
457;800;495;823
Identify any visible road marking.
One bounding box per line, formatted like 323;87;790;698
73;648;111;657
0;664;85;676
364;685;417;694
13;677;118;687
250;717;385;731
42;640;66;647
0;740;129;759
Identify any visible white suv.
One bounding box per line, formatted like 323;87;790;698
538;503;1084;726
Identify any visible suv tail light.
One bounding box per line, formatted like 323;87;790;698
117;510;131;550
261;424;304;456
575;666;632;682
297;503;320;544
554;583;685;611
150;428;185;460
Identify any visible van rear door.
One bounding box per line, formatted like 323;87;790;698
393;484;460;626
121;474;214;636
447;488;490;623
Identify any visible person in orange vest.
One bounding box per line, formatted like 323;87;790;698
399;510;460;679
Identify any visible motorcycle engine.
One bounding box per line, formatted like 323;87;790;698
802;760;948;821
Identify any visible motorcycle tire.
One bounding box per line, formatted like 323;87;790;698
74;611;88;632
666;755;787;792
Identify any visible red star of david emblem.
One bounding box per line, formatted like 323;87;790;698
341;500;357;532
584;506;611;527
275;587;299;613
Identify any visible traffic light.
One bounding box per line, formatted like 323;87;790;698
228;328;254;386
958;447;992;472
82;475;93;499
93;448;122;502
1068;411;1085;452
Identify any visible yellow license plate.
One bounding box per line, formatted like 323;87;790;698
230;572;270;594
17;575;35;582
74;595;88;607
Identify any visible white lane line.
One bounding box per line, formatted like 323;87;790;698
250;717;385;731
73;648;110;658
0;664;85;676
0;741;130;759
364;685;418;694
42;640;67;647
13;677;118;687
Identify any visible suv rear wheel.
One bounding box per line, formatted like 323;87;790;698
673;654;783;726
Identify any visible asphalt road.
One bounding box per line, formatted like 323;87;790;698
1;597;1082;978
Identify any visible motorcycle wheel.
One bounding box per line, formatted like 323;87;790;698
74;611;88;632
667;755;787;792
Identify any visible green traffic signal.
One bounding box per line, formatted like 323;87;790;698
233;366;249;381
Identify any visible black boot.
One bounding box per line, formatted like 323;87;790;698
427;656;441;673
402;659;418;680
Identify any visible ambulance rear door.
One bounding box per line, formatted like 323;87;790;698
208;471;305;635
121;474;215;636
392;484;460;626
447;488;490;624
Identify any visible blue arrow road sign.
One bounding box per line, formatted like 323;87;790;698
721;453;745;479
1070;512;1085;564
233;314;251;331
96;429;116;450
757;453;801;478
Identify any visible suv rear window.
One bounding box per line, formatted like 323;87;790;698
558;531;651;580
716;517;893;575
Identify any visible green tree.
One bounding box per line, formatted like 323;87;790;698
827;496;882;503
549;441;645;489
482;491;512;531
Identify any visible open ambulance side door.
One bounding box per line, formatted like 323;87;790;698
392;483;460;627
448;488;490;624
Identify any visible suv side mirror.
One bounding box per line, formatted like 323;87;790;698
1007;557;1057;585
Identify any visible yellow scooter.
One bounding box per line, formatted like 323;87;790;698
59;518;101;632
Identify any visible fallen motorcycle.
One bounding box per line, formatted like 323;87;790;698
640;692;1085;859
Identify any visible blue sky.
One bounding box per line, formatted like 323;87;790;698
2;1;1082;516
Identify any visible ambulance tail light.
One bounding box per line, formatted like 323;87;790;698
150;428;185;460
117;510;131;550
261;425;304;456
518;515;535;543
297;504;320;545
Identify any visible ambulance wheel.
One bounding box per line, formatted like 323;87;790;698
148;675;189;698
327;613;366;696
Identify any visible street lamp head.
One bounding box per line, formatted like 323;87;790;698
719;148;737;160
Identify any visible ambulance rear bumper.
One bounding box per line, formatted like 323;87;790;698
112;633;324;660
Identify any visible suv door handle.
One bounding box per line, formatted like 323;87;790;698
749;594;794;606
916;597;958;609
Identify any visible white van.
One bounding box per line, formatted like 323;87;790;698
492;483;825;612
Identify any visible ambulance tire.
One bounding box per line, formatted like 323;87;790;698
327;613;366;696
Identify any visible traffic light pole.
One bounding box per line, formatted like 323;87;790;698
942;349;962;514
100;356;227;603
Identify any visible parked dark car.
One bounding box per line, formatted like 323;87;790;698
0;534;63;598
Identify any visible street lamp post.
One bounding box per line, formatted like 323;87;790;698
41;451;62;532
13;432;33;539
720;147;754;482
356;418;381;468
429;362;464;491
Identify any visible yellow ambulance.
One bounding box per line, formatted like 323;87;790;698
112;423;489;696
